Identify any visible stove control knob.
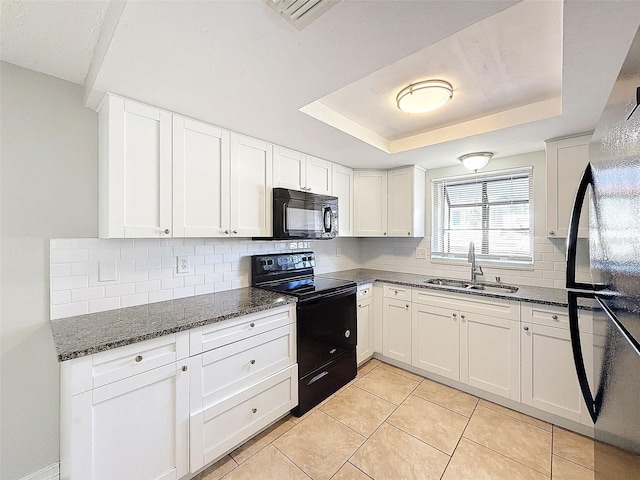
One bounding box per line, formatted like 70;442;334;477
260;260;267;266
344;330;351;338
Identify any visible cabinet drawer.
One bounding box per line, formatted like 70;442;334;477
190;305;293;355
191;364;298;470
357;283;373;300
383;284;411;300
192;325;295;413
521;303;592;333
412;288;520;321
90;332;189;388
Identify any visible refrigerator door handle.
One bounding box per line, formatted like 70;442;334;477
568;291;598;423
566;164;602;291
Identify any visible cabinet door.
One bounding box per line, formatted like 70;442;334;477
173;116;230;237
68;363;189;480
387;167;414;237
382;297;411;363
273;146;305;191
546;134;591;238
305;156;332;195
230;133;273;237
332;164;354;237
357;296;373;364
100;95;172;238
411;303;459;380
521;322;594;424
354;170;387;236
460;313;520;401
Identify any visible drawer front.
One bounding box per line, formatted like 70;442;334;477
357;284;373;300
412;288;520;321
193;325;294;413
383;284;411;300
521;303;592;333
190;364;298;471
190;305;292;355
91;333;188;388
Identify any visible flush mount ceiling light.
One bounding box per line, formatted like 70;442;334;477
459;152;493;171
396;80;453;114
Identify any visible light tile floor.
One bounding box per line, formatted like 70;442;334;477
194;359;611;480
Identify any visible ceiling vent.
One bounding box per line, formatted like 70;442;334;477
264;0;340;31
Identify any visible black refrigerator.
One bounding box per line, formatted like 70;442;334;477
566;26;640;480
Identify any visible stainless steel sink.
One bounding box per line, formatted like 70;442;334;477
424;278;519;294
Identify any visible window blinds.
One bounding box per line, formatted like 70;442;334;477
431;167;533;264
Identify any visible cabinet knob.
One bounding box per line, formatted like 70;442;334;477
383;232;387;236
252;408;257;414
250;359;256;365
232;230;238;234
552;315;558;320
407;232;410;236
164;228;170;235
460;314;465;319
224;230;229;235
452;313;457;318
524;326;529;331
358;304;363;308
549;230;555;236
405;304;409;309
181;365;188;372
135;355;143;363
250;322;255;328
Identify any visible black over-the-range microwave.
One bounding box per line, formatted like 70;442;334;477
254;188;338;240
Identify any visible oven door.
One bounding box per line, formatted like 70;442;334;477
296;287;356;378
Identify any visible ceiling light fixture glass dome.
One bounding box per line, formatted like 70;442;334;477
459;152;493;171
396;80;453;114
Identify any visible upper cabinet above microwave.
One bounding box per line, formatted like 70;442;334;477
545;133;592;238
98;94;272;238
273;146;332;196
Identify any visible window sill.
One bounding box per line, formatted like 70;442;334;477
430;256;534;272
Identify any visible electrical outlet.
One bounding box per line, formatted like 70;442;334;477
177;256;189;273
415;248;426;259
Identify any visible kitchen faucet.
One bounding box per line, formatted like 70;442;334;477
468;241;483;283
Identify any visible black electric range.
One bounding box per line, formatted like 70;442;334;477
251;252;357;416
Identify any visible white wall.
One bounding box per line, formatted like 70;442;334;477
0;62;98;480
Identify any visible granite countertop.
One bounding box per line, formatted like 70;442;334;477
319;268;579;308
51;287;296;362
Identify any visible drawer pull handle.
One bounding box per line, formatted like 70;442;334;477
524;326;529;331
181;365;188;372
358;304;362;308
135;355;143;363
250;322;255;328
394;290;398;294
460;314;465;319
329;348;337;354
552;315;558;320
252;408;257;414
250;359;256;365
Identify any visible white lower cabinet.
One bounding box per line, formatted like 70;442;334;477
411;302;460;380
460;312;520;401
356;284;374;364
189;305;297;473
60;333;190;480
521;304;593;425
60;305;298;480
382;285;412;363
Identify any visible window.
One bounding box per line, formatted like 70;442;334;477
431;167;533;265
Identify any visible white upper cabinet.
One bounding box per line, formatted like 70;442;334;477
354;170;388;236
173;116;230;237
387;166;426;237
273;146;332;195
354;166;425;237
332;164;354;237
545;133;592;238
230;133;273;237
99;95;173;238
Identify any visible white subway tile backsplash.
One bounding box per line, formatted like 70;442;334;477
205;273;224;284
89;297;121;314
51;301;89;320
189;255;205;266
195;245;214;255
133;238;161;248
195;284;215;296
162;277;184;290
105;283;136;298
121;293;148;308
148;268;174;280
149;290;173;303
120;270;148;284
184;275;205;287
173;286;195;299
71;286;105;303
121;247;148;260
117;259;135;272
205;254;223;264
70;262;99;276
214;281;232;292
135;280;162;294
223;253;240;263
51;290;71;305
51;275;89;291
69;238;103;249
195;264;215;275
173;245;195;256
51;249;89;264
135;258;162;271
148;247;174;258
50;263;72;278
215;262;232;273
89;248;120;262
215;243;233;255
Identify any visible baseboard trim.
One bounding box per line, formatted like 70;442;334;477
19;463;59;480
